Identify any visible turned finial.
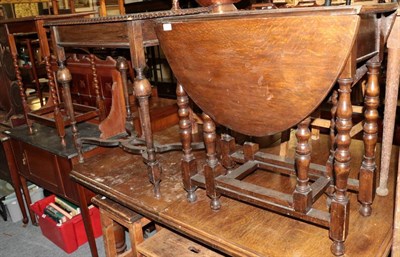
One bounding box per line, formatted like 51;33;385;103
116;57;128;71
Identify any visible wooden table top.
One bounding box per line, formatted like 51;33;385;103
71;126;396;256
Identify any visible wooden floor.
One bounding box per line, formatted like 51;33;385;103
71;125;397;257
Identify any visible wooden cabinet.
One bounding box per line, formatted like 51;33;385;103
5;122;101;205
4;122;103;256
10;139;78;202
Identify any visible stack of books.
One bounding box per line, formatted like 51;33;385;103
43;196;81;224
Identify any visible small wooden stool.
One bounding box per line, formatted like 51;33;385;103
92;195;151;257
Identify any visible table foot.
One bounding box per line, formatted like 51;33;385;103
331;241;345;256
210;197;221;211
187;190;197;203
359;203;372;217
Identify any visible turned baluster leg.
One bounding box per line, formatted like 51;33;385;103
359;60;380;217
134;68;161;198
117;57;136;136
177;83;198;202
44;56;66;145
293;117;312;213
90;54;106;121
57;62;83;163
9;36;32;134
203;113;221;210
326;90;338;196
330;78;352;256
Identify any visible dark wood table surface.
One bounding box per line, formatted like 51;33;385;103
71;125;396;256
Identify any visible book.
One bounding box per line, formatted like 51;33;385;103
44;205;67;224
49;202;73;219
54;196;81;216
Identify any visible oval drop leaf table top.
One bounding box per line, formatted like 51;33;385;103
155;6;364;137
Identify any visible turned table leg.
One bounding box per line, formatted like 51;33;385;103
134;67;161;198
330;78;352;256
177;83;198;202
57;62;84;163
293;117;312;213
358;60;380;217
202;113;221;210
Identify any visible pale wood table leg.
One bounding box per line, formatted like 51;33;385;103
388;15;400;257
393;148;400;257
377;16;400;196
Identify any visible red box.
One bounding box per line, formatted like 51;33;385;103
30;195;102;254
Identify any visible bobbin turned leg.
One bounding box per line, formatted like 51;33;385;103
10;36;33;134
44;56;66;145
57;62;84;163
202;113;221;210
359;60;380;217
134;68;161;198
293;117;312;213
330;78;352;256
177;83;197;202
89;54;106;121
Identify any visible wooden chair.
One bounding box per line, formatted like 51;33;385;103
154;3;397;256
27;54;124;142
